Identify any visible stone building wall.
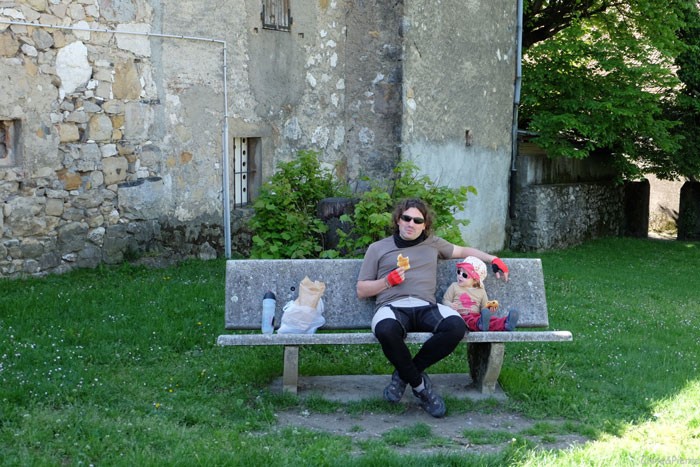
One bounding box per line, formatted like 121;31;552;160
1;0;517;278
400;0;517;252
1;1;226;277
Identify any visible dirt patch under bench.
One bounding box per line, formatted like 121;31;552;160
269;374;589;457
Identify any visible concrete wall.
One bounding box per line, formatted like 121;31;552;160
400;0;517;252
0;0;516;278
647;174;684;232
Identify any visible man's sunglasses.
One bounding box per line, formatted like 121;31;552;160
400;214;425;225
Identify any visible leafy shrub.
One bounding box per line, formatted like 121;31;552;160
336;161;475;257
249;152;475;259
249;150;346;258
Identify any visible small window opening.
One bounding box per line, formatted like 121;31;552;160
0;119;20;168
261;0;292;31
232;137;262;207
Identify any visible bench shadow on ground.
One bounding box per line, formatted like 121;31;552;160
270;373;590;457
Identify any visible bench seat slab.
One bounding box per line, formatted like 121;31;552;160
216;330;573;347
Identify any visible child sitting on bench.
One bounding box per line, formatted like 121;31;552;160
442;256;519;332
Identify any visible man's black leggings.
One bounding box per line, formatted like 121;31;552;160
373;305;466;388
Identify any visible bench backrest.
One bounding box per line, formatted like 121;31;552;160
225;258;549;330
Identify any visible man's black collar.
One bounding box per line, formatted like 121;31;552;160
393;232;427;248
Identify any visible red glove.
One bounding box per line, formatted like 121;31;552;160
491;257;509;275
386;269;404;287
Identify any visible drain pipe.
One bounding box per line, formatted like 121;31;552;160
0;19;233;258
511;0;523;172
509;0;523;221
221;46;232;259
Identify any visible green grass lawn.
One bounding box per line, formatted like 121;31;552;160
1;237;699;465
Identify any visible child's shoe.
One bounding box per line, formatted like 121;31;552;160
478;309;490;331
505;309;519;331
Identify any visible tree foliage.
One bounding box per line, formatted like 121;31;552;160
664;2;700;180
521;0;699;180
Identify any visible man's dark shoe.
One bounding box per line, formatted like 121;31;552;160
420;372;432;391
383;369;407;403
505;309;519;331
412;375;446;418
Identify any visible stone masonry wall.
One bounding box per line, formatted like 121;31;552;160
509;142;624;251
509;182;624;251
0;0;406;277
1;1;224;278
1;0;518;278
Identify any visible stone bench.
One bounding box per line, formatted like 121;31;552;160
217;258;573;395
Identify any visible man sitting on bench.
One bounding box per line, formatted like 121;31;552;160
356;198;510;418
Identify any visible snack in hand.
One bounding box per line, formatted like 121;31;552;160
485;300;499;311
397;254;410;270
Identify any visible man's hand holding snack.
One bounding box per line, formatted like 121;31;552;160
385;253;409;288
386;268;405;287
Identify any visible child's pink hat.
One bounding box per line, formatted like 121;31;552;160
458;263;481;282
456;256;488;282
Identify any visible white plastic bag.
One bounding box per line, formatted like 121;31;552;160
277;298;325;334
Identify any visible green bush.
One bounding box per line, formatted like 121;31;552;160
249;152;475;259
337;161;476;257
249;150;346;258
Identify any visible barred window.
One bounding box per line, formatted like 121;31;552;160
261;0;292;32
231;137;262;206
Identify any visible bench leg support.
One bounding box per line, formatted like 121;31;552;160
467;342;505;394
283;346;299;394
